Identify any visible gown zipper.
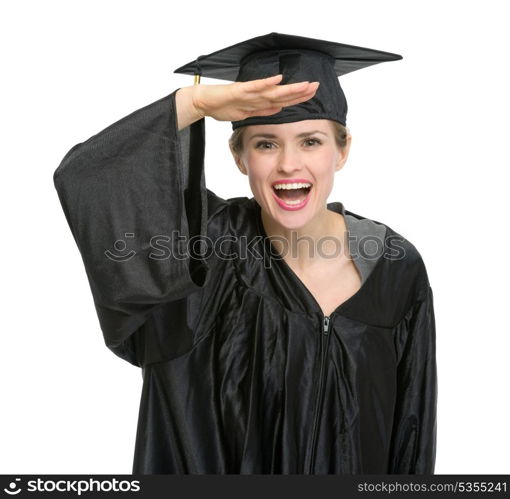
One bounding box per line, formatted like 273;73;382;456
307;314;332;473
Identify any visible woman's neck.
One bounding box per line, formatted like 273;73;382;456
261;206;348;272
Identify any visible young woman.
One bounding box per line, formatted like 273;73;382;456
54;33;437;474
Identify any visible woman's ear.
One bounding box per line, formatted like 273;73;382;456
335;133;352;172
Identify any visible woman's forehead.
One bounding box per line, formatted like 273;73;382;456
244;119;334;138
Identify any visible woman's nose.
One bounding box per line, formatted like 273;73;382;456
277;146;303;174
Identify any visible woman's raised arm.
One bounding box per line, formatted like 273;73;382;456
176;75;319;130
53;77;319;366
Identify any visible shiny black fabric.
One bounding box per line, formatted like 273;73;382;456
233;48;349;128
53;90;437;474
173;32;402;129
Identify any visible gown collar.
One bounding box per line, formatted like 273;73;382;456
248;197;387;318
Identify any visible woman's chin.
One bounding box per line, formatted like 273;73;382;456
259;194;317;231
269;209;313;231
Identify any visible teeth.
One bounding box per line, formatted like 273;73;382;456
283;198;305;205
273;182;312;190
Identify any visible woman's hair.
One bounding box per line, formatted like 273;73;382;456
229;120;350;156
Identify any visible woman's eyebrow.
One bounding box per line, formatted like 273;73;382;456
248;130;327;141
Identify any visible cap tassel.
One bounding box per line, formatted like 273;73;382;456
194;56;203;85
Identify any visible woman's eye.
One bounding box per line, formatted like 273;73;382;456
255;141;275;150
254;138;321;149
303;138;322;147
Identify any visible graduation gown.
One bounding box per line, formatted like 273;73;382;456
53;90;437;474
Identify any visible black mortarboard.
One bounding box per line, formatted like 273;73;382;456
174;32;402;129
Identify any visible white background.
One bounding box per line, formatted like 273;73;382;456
1;0;509;474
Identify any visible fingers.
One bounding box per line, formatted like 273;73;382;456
241;76;319;99
274;88;319;108
258;82;319;111
241;81;319;118
235;78;319;107
245;84;320;118
266;81;320;101
242;74;283;92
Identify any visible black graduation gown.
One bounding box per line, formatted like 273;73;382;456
53;89;437;474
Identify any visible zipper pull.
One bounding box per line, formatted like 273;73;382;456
323;316;330;335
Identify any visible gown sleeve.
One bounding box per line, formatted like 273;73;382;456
388;283;438;474
53;89;219;366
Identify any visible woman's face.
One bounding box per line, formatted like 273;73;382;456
232;119;351;230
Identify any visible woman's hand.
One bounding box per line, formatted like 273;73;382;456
176;75;320;130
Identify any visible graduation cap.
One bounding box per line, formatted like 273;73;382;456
174;32;402;129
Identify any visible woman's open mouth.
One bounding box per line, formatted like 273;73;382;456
271;181;313;211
